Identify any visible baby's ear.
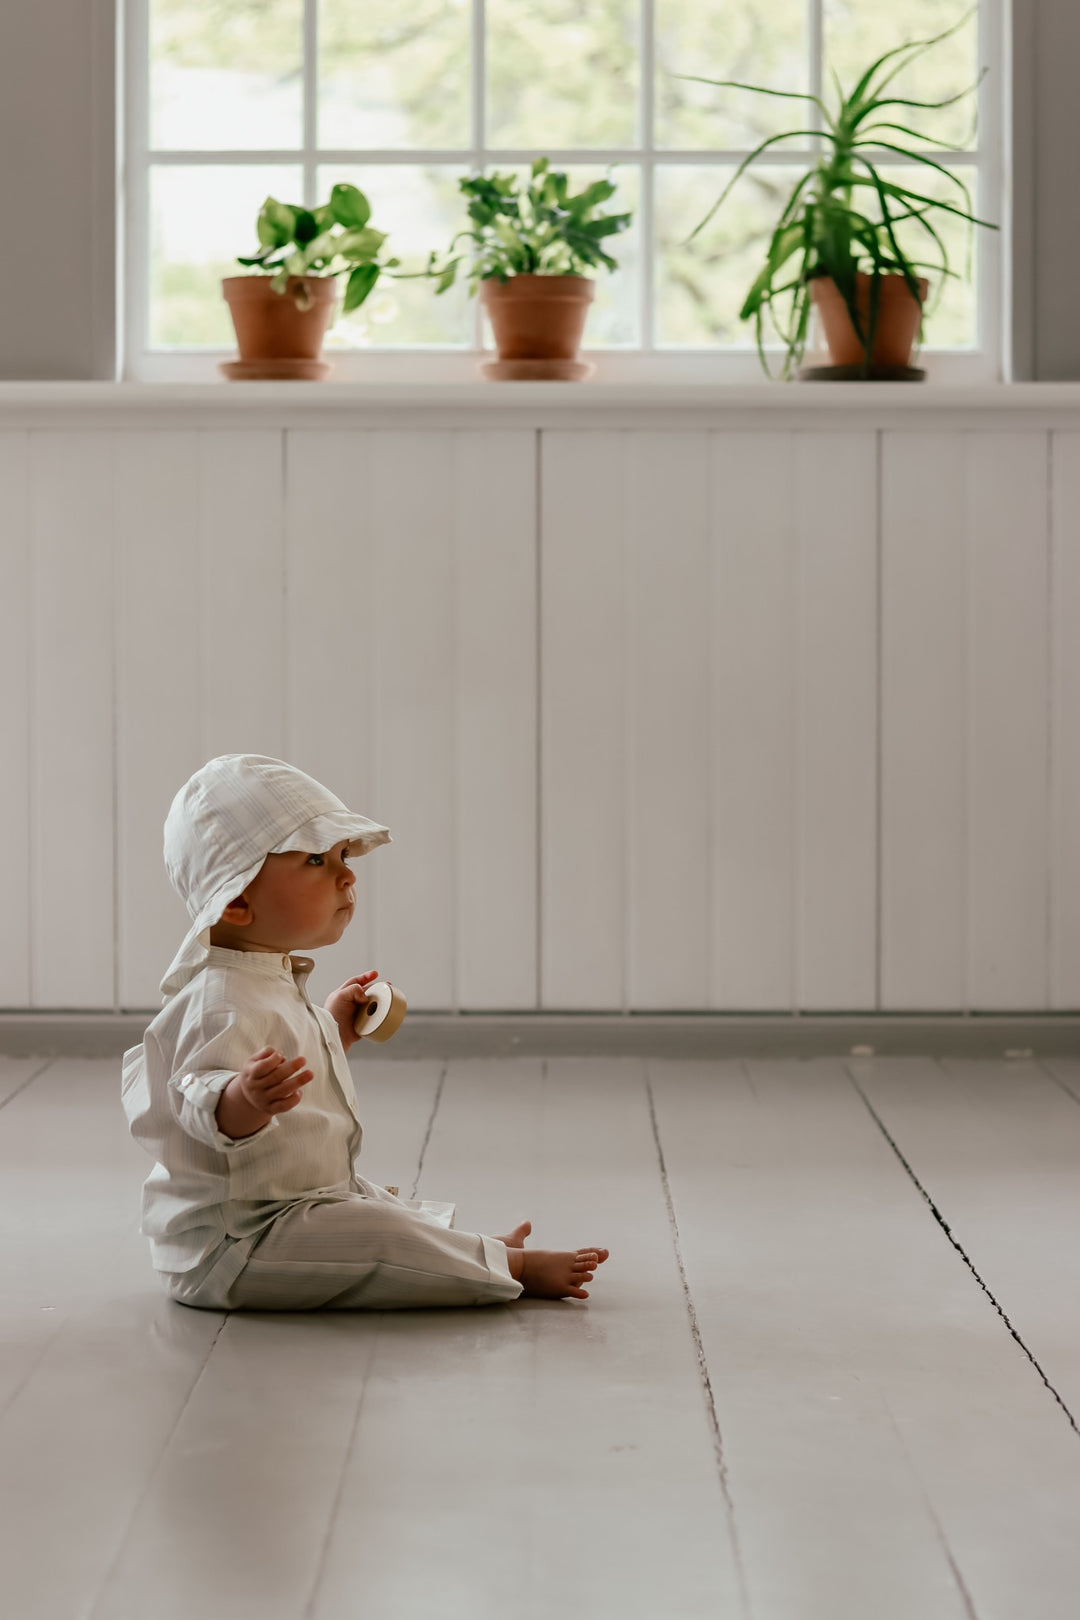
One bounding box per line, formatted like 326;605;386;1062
218;896;252;926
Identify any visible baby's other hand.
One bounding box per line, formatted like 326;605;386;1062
237;1046;314;1115
324;972;379;1051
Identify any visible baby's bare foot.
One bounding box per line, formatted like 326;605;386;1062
493;1219;532;1249
516;1246;610;1301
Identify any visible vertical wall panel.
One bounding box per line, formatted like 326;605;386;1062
795;435;878;1010
709;434;796;1010
881;434;968;1009
967;435;1050;1008
114;434;203;1009
31;434;116;1007
541;433;627;1009
0;435;30;1004
367;434;457;1009
453;431;537;1009
1051;434;1080;1006
199;433;286;762
284;431;379;1003
626;433;711;1009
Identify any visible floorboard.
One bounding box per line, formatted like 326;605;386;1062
309;1059;741;1620
0;1061;224;1620
853;1056;1080;1422
648;1057;1080;1620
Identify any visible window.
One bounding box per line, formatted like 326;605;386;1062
124;0;1001;379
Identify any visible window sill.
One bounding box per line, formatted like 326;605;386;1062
3;378;1080;431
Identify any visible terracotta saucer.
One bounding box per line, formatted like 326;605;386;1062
797;363;925;381
480;358;596;382
219;358;334;382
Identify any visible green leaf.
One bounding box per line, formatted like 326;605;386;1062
342;262;380;313
330;183;372;230
567;179;617;214
675;74;831;125
685;130;834;244
293;210;319;245
338;226;386;261
576;213;632;239
256;197;297;249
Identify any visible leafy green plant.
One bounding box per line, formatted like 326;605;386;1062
680;12;997;377
429;158;633;295
237;182;399;313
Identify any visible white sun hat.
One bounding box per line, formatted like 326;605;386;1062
160;753;391;1000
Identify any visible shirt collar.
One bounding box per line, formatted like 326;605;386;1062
205;945;314;987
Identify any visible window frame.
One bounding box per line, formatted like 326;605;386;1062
122;0;1005;382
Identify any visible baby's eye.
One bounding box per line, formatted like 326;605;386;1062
306;854;325;866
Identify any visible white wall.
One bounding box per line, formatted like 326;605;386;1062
0;0;115;380
2;386;1079;1014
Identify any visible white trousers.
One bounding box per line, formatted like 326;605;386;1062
165;1180;522;1311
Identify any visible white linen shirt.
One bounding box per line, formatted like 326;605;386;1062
122;946;363;1274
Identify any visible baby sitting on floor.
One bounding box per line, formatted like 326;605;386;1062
122;753;608;1312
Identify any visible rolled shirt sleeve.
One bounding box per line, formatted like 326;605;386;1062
169;1066;278;1152
163;1007;281;1151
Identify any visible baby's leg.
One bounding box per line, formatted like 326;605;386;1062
220;1196;522;1311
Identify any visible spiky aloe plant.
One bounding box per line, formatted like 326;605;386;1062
680;13;997;377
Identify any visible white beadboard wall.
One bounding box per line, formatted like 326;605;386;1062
0;384;1078;1014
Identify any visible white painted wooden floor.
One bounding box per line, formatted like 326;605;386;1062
2;1052;1080;1620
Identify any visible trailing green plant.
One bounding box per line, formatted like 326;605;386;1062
236;183;399;313
679;11;997;378
429;158;633;294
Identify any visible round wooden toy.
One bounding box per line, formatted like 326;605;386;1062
353;980;408;1042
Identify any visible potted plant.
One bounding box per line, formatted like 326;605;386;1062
680;16;996;379
429;158;633;380
221;183;398;381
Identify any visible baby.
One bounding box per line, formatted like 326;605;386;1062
122;754;607;1311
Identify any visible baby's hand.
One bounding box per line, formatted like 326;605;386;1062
324;971;380;1052
214;1047;314;1140
236;1046;314;1115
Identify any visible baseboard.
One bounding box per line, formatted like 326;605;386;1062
1;1011;1079;1060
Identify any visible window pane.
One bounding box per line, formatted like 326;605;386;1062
824;0;979;150
487;0;639;149
319;0;471;150
149;0;303;151
318;166;472;346
655;164;806;348
149;164;303;347
655;0;808;152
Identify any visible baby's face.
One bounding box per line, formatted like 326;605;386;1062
233;841;357;952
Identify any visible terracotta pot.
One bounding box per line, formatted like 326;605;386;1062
810;272;928;370
220;275;338;380
479;274;595;380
